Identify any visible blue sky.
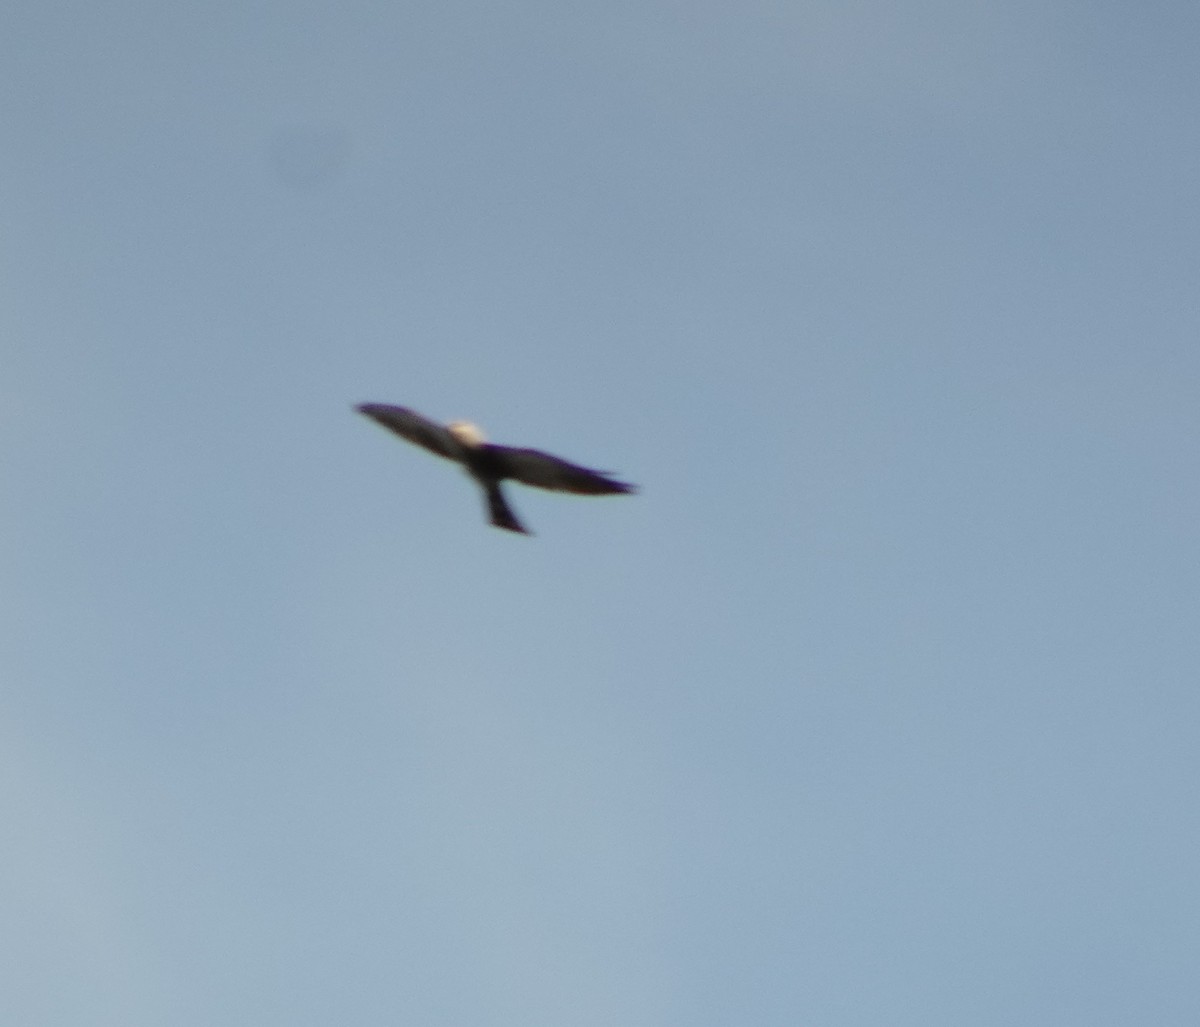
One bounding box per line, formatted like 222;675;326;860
3;2;1199;1023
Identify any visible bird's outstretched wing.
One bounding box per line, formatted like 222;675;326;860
357;404;460;461
491;446;637;495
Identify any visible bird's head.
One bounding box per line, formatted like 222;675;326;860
447;420;486;448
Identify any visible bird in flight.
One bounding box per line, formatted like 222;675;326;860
357;403;637;535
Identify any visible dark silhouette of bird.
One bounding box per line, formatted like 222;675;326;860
357;403;637;535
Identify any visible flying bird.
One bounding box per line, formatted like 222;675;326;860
357;403;637;535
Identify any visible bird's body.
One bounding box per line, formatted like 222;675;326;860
357;403;636;535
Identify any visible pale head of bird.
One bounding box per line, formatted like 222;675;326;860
447;420;486;448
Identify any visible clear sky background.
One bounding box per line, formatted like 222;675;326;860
3;2;1198;1024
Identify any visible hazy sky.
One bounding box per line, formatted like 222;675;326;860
3;2;1199;1024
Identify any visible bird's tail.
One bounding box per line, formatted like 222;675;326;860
484;483;531;535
